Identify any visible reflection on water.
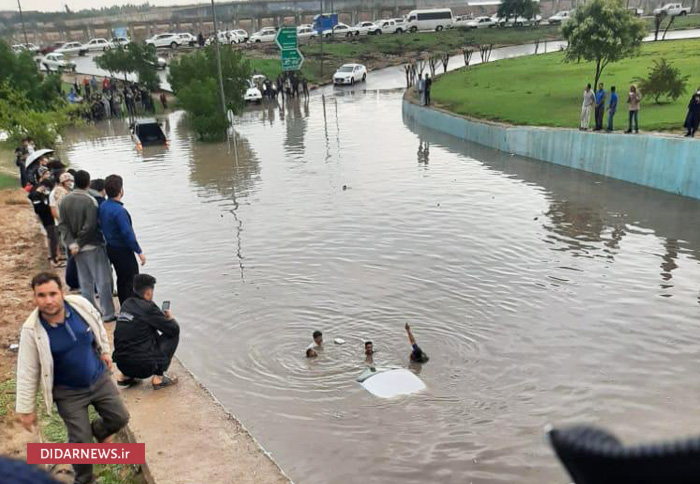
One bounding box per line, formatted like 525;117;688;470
62;89;700;484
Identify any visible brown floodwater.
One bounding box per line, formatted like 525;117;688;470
63;78;700;484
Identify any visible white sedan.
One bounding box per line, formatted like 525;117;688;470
41;53;76;72
323;23;360;38
355;21;381;35
146;33;183;49
333;63;367;85
232;29;249;42
55;41;88;56
466;16;496;28
244;80;263;103
297;26;318;39
85;38;112;51
249;28;277;43
178;33;198;46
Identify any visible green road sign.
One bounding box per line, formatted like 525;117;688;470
275;27;298;51
281;48;304;71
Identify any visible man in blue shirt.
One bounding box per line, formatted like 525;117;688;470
594;82;606;131
99;175;146;303
16;272;129;484
607;85;618;132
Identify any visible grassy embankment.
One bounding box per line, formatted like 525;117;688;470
0;147;18;188
248;25;563;84
432;37;700;131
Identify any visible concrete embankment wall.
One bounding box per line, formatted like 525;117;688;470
403;99;700;200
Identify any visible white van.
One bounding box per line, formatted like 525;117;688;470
405;9;453;32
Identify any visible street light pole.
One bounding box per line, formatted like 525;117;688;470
210;0;227;116
17;0;29;46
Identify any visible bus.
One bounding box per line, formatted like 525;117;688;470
313;13;339;33
405;9;453;32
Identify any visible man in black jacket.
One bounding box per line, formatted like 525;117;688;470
113;274;179;390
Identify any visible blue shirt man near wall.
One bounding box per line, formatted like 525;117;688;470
98;174;146;304
607;86;618;132
594;83;606;131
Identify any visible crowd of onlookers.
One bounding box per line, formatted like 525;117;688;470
580;82;700;136
13;139;181;484
255;71;310;101
67;75;166;120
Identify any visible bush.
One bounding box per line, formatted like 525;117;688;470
634;58;689;104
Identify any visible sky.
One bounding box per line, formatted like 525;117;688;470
0;0;208;13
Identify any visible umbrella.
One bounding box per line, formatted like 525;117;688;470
25;149;54;168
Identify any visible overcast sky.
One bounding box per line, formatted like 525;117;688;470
1;0;208;13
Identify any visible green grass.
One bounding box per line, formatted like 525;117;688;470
0;378;14;418
432;38;700;131
302;25;562;59
39;398;143;484
644;13;700;31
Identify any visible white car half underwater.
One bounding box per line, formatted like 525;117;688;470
244;79;263;103
333;63;367;85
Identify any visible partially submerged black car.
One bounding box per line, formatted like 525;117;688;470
131;118;167;148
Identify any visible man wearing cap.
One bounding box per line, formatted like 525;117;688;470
50;172;73;223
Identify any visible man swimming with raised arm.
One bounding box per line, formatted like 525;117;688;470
405;323;429;363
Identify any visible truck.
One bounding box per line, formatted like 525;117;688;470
313;13;339;33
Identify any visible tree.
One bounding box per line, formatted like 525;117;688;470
561;0;646;89
168;46;251;140
497;0;540;21
634;58;689;104
0;40;62;110
95;43;160;91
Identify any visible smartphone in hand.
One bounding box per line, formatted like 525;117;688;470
162;300;171;311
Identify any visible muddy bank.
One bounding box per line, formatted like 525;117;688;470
0;189;45;458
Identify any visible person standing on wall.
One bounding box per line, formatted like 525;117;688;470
684;93;700;137
606;86;618;132
15;272;129;484
99;175;146;304
594;82;606;131
58;170;116;322
580;84;595;131
625;85;641;134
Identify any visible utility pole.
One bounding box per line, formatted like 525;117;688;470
210;0;227;116
319;0;324;76
17;0;29;46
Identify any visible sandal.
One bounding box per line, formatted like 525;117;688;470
117;377;138;387
153;375;178;390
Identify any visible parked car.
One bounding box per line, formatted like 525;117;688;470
628;6;644;16
405;8;453;32
41;53;76;72
249;27;277;43
452;15;473;28
355;21;381;35
227;30;246;43
548;10;571;24
244;79;263;103
178;33;197;46
146;33;182;49
111;37;131;47
323;23;360;38
55;41;88;56
374;19;404;34
40;42;65;55
297;26;318;39
393;18;407;28
333;63;367;85
16;43;39;53
466;16;496;28
85;38;112;51
653;3;689;15
504;15;542;26
232;29;249;42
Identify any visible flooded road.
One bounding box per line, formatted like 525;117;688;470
63;52;700;484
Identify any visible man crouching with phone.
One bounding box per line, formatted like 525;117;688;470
113;274;180;390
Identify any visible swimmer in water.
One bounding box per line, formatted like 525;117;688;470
405;323;429;363
306;330;323;358
364;341;374;366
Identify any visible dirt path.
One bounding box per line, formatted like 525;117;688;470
0;189;46;457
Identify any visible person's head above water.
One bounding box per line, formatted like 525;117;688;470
306;348;317;358
410;346;429;364
364;341;374;356
312;330;323;345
